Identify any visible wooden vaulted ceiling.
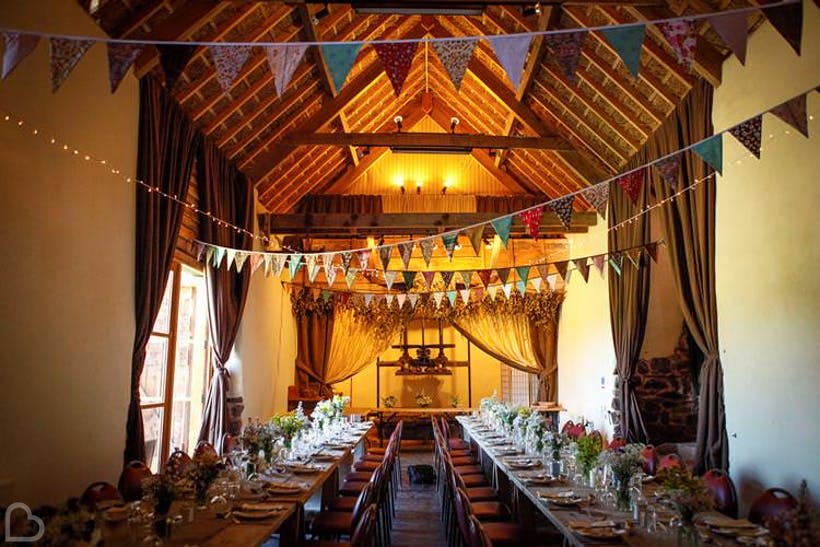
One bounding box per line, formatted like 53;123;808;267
84;0;750;215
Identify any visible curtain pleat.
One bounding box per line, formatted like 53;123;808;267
197;138;254;448
295;309;336;397
325;307;401;385
124;78;200;465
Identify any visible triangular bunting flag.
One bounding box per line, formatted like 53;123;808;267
554;261;569;281
488;34;531;89
49;38;95;92
157;44;197;90
536;264;550;282
491;216;513;248
531;277;542;293
325;263;337;287
433;38;478;90
213;247;226;268
762;0;803;55
626;250;642;269
609;254;624;276
321;290;332;304
364;293;374;307
708;12;748;65
515;280;526;295
496;267;511;285
544;31;587;84
2;32;40;80
474;287;485;301
266;44;309;97
729;115;762;158
385;294;395;307
306;256;320;283
384;270;398;290
549;196;575;231
645;242;659;263
657;20;697;70
357;249;371;269
460;270;474;286
262;253;273;276
373;41;418;96
546;274;558;291
250;253;263;275
692;135;723;174
581;184;609;219
519;207;543;239
345;268;357;289
271;254;286;276
422;271;436;288
592;254;606;277
466;225;485;256
600;25;645;77
311;288;320;301
487;285;499;300
460;288;471;304
769;94;808;137
654;155;681;190
341;251;354;274
420;239;435;266
107;42;143;93
433;292;445;308
321;43;362;92
442;233;459;260
288;254;303;279
225;249;236;270
408;294;419;309
573;258;590;283
477;270;491;288
441;270;455;289
398;241;413;269
447;290;458;307
234;252;248;273
397;293;407;309
378;246;393;271
210;44;253;92
515;266;531;284
501;283;513;299
617;169;644;204
402;270;417;289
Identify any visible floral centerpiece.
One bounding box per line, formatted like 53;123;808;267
381;395;397;408
271;402;308;449
574;434;603;483
512;407;533;446
449;394;460;408
331;394;351;418
40;498;99;547
415;390;433;408
657;466;714;545
600;443;644;510
142;473;182;538
187;449;225;505
241;417;277;464
768;480;817;546
312;398;335;429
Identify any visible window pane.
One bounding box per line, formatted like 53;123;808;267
141;407;163;473
153;272;175;335
141;336;168;404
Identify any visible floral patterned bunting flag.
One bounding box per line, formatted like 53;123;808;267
210;44;253;92
378;245;393;271
460;289;471;304
402;270;417;289
432;38;478;90
477;270;491;288
433;291;445;309
373;41;419;96
549;196;575;231
496;267;511;285
288;253;303;279
384;270;398;290
692;134;723;174
519;206;543;239
249;253;263;275
592;254;606;277
420;239;435;266
762;0;803;55
708;12;748;65
488;34;531;90
600;25;645;77
321;43;362;92
306;255;320;283
422;271;435;288
49;38;95;92
769;94;808;137
234;252;248;273
654;155;681;190
324;256;337;287
581;183;609;219
267;44;309;97
357;249;371;269
398;241;414;269
441;270;455;289
1;32;40;80
345;268;357;289
657;20;697;71
157;44;197;90
466;225;485;256
340;251;354;274
617;169;644;204
107;42;143;93
271;254;286;276
460;270;474;286
491;216;513;248
729;114;762;159
544;31;587;84
442;233;459;260
573;258;590;283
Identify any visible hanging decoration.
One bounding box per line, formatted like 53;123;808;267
322;42;362;92
707;12;748;65
210;44;253;92
519;206;544;239
544;30;587;84
770;94;809;137
266;44;309;96
373;41;418;96
157;43;197;90
1;32;40;79
580;183;609;219
549;195;575;231
49;37;95;92
491;216;513;248
616;168;645;204
728;114;762;158
762;0;803;55
657;20;697;71
654;155;681;190
432;38;478;90
600;25;645;77
488;34;531;89
692;134;724;174
106;42;143;93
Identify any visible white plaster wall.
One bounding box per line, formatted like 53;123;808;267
0;0;137;505
714;7;820;511
557;222;617;439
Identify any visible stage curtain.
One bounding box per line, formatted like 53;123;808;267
293;300;336;397
381;194;476;213
125;78;200;465
197;138;253;449
325;306;402;386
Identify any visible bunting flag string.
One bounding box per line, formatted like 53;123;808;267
267;44;308;97
707;11;749;65
550;195;575;231
729;115;762;158
373;41;418;96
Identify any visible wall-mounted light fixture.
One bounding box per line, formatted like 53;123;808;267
415;180;423;194
450;116;460;134
394;115;403;132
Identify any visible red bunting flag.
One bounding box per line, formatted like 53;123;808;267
544;31;587;84
617;169;645;204
657;20;697;71
477;270;492;288
519;206;543;239
422;271;436;288
373;42;419;96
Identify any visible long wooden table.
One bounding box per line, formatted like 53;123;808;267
457;417;756;547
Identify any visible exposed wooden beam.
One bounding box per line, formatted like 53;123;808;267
283;131;573;150
111;0;168;38
258;212;598;236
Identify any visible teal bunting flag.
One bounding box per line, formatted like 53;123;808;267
692;134;723;174
402;270;417;289
321;43;362;93
516;280;526;295
288;253;303;279
609;254;624;276
600;25;645;77
442;233;459;260
491;216;513;248
212;247;225;268
515;266;530;283
447;290;457;307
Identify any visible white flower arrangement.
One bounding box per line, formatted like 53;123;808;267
415;390;433;407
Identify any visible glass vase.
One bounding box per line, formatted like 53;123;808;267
677;523;700;547
615;477;632;512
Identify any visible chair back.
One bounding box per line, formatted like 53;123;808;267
641;445;658;475
80;481;122;510
351;504;378;547
561;420;575;435
468;515;492;547
453;487;472;546
165;449;193;478
220;432;237;456
118;460;152;502
194;440;217;460
748;488;797;526
608;437;627;451
658;453;683;471
703;469;739;518
351;482;375;528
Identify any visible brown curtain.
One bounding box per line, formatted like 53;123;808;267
294;301;336;397
648;81;728;472
197;138;253;447
124;78;200;465
528;317;560;402
608;171;652;443
325;306;402;385
294;194;383;214
476;195;548;214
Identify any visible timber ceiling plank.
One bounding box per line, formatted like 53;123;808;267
282;132;572;150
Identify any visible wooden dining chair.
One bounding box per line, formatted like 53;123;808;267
164;449;193;479
748;488;797;526
80;481;122;510
702;469;739;518
118;460;152;502
641;445;659;475
658;453;683;471
193;440;218;459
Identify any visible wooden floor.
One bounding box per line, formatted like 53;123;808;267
391;450;448;547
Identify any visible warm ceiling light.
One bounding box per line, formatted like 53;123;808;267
450;116;460;133
416;180;423;194
522;2;541;16
394;115;403;132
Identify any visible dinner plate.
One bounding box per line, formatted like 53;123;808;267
526;476;562;486
573;526;622;539
312;453;337;462
101;506;128;523
288;464;323;474
507;460;541;469
264;483;304;494
538;491;587;506
233;510;281;521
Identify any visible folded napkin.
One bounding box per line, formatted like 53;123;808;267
568;520;616;529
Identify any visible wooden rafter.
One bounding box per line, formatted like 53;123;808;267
283;131;573;150
110;0;169;38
